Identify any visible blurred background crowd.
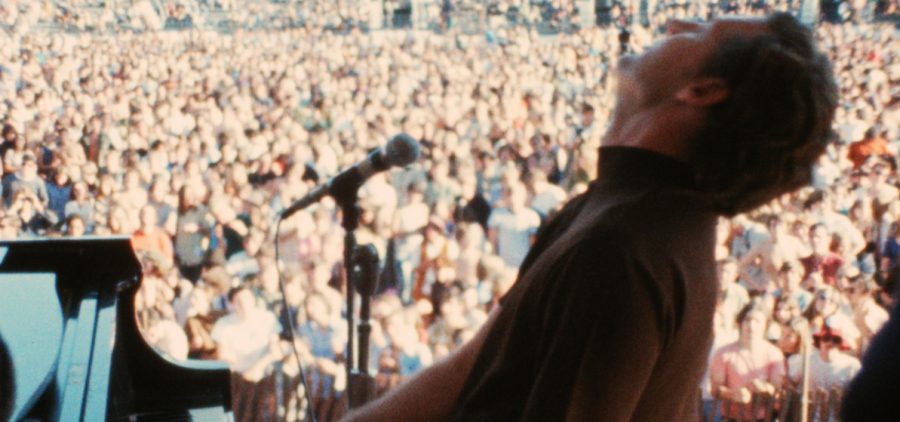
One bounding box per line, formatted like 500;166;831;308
0;0;896;420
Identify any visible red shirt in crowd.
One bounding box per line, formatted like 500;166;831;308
800;252;844;286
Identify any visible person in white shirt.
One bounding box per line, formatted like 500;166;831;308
788;325;861;392
210;285;282;381
487;182;541;270
528;171;567;218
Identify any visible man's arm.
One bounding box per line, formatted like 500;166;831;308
342;306;501;422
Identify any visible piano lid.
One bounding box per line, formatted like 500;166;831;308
0;236;141;290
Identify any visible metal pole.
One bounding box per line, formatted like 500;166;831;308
340;202;360;404
349;244;379;408
800;324;811;422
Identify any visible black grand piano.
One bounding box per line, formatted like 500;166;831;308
0;237;232;421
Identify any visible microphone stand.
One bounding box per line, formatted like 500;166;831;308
349;244;379;409
335;192;360;411
332;182;377;410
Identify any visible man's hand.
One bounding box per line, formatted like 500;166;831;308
732;387;753;404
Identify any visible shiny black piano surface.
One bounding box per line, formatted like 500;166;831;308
0;237;232;421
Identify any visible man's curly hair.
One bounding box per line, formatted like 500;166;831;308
689;12;838;216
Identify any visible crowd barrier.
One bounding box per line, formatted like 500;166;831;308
703;386;846;422
231;367;848;421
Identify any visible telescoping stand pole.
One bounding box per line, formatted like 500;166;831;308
335;190;379;410
338;198;360;410
349;244;379;409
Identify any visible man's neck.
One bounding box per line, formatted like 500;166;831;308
740;336;765;351
603;102;702;163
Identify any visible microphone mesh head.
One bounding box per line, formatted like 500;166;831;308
385;133;421;168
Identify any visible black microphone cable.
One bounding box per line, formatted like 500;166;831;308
274;216;318;422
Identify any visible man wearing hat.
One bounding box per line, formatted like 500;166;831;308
787;324;860;391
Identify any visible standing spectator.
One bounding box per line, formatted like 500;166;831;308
45;167;71;223
174;183;212;283
131;205;175;268
846;127;893;169
528;170;567;219
738;214;809;293
1;129;28;206
64;214;87;237
804;192;866;258
413;216;459;304
787;324;861;392
718;258;750;326
766;294;803;345
710;303;785;421
8;189;55;236
807;286;861;354
770;261;814;312
297;293;347;422
210;286;283;419
207;195;248;266
8;153;49;209
842;271;888;354
64;181;94;233
183;285;226;360
392;183;430;303
147;177;177;236
486;182;540;270
800;223;844;288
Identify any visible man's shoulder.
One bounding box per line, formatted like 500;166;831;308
834;352;861;367
596;190;716;243
610;188;715;225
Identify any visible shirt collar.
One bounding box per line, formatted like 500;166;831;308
596;146;695;188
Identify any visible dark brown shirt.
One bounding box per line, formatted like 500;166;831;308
451;147;719;421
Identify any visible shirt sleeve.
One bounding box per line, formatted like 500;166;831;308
709;347;729;392
767;347;786;384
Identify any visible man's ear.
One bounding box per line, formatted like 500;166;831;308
676;78;730;107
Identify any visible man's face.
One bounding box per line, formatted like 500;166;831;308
615;17;769;108
810;226;831;254
740;310;767;340
232;290;255;319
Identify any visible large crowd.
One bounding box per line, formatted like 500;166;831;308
0;0;897;420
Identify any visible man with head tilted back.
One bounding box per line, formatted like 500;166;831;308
346;12;837;421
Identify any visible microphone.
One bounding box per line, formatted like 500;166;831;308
280;133;420;219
